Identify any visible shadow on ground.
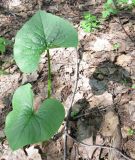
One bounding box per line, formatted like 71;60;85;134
89;60;132;95
69;60;132;145
70;98;103;143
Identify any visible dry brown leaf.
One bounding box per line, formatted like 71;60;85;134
0;144;42;160
0;73;20;99
116;54;132;67
101;110;119;137
124;140;135;159
90;91;113;107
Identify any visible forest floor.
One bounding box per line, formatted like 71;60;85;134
0;0;135;160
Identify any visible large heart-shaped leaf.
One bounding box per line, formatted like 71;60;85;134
5;84;65;150
14;10;78;73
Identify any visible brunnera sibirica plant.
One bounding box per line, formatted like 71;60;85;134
4;10;78;150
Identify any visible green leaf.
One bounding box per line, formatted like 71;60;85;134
14;10;78;73
0;37;7;54
128;128;135;135
5;84;65;150
132;84;135;89
0;69;8;75
83;12;90;19
113;43;120;50
0;37;12;54
107;0;113;4
80;12;99;33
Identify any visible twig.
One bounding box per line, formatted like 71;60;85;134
112;0;135;45
64;48;81;160
67;134;133;160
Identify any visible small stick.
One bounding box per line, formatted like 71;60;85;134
112;0;135;46
67;133;133;160
64;48;81;160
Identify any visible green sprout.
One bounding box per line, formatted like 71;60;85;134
102;0;118;19
113;43;120;50
102;0;135;19
80;12;100;32
0;37;11;54
131;84;135;89
128;128;135;136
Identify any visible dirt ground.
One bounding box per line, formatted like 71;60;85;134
0;0;135;160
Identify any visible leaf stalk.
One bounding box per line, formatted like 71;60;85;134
47;49;51;98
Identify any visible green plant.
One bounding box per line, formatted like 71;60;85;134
121;78;131;85
102;0;135;19
117;0;135;10
128;128;135;135
5;84;65;150
102;0;118;19
130;0;135;5
0;37;11;54
71;111;78;118
118;0;135;6
0;69;8;75
113;42;120;50
5;10;78;150
131;84;135;89
80;12;100;32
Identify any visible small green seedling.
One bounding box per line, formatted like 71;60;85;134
118;0;132;4
131;84;135;89
121;78;131;85
118;0;135;8
128;128;135;136
113;42;120;50
0;37;11;54
80;12;100;32
102;0;118;19
102;0;135;19
5;10;78;150
71;111;79;118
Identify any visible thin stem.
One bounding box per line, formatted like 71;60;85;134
112;0;135;46
64;48;81;160
47;49;51;98
67;133;132;160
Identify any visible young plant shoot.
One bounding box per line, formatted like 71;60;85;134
5;10;78;150
0;37;11;54
81;12;100;32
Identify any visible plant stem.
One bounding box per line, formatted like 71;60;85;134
47;49;51;98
